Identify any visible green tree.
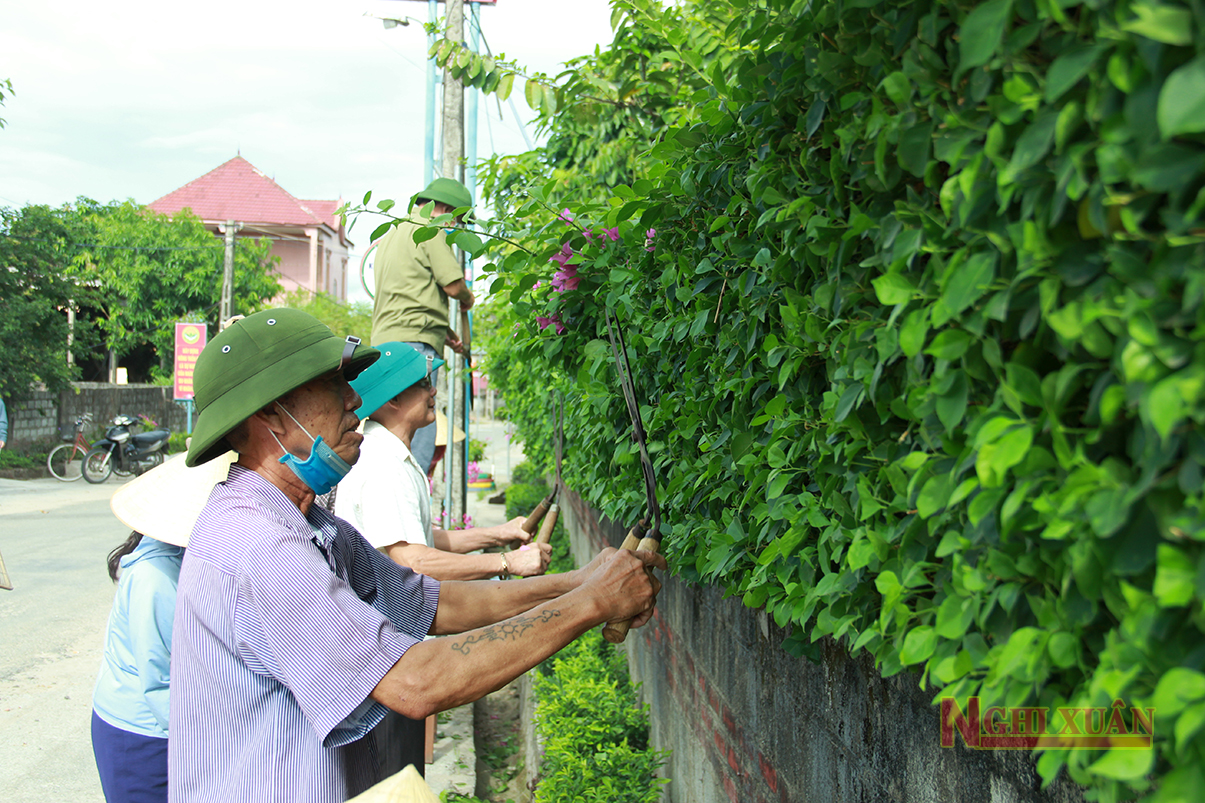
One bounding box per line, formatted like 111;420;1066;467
69;201;280;376
0;202;101;399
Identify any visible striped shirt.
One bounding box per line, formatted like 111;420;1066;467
168;464;440;803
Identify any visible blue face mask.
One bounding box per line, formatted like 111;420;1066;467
270;403;353;495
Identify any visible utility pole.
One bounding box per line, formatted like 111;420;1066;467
220;220;241;323
442;0;468;527
442;0;465;185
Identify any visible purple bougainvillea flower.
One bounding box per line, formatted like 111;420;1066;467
550;241;573;267
551;264;580;293
558;208;574;224
583;229;595;241
537;314;566;335
604;227;619;242
533;281;542;290
644;227;657;252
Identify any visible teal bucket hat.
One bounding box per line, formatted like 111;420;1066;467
351;342;445;420
186;309;379;467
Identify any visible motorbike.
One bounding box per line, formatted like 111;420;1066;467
82;414;172;484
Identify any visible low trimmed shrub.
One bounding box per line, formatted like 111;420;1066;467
532;629;668;803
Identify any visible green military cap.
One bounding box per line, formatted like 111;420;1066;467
186;309;379;467
412;176;474;221
350;342;445;420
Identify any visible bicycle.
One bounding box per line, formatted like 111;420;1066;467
46;413;94;481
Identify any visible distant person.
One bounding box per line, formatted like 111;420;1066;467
335;342;547;581
370;177;476;474
0;395;8;449
90;452;234;803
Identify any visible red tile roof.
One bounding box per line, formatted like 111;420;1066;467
148;156;339;230
299;199;344;232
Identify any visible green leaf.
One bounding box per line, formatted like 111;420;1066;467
1005;110;1059;174
975;424;1034;486
899;626;937;665
936;595;972;639
497;72;515;101
1088;747;1155;781
917;473;954;518
1159;58;1205;138
939;252;996;319
959;0;1013;72
1121;2;1194;46
925;330;972;361
872;272;917;305
1147;373;1187;441
411;226;440;245
1047;631;1079;668
936;372;969;433
1176;701;1205;748
524;79;543;110
880;72;912;107
1154;668;1205;717
1154;544;1196;607
445;229;484;256
898;122;934;177
900;309;929;357
1044;45;1105;103
996;626;1044;680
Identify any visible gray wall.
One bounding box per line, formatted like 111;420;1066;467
559;488;1086;803
6;384;191;447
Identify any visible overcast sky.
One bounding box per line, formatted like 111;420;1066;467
1;0;614;303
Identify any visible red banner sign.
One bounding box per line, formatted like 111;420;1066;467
174;323;208;400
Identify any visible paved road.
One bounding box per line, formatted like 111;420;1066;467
0;475;131;802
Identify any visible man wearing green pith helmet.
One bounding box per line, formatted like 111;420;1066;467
370;177;477;476
168;308;665;802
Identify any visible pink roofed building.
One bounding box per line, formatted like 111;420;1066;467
148;156;352;302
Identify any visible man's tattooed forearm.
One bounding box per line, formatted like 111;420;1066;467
451;609;563;655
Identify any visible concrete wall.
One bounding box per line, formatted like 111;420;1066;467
559;488;1086;803
7;383;191;448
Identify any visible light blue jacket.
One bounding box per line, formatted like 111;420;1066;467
91;536;184;738
0;397;8;443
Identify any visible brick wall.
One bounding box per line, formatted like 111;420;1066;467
559;487;1086;803
6;384;192;448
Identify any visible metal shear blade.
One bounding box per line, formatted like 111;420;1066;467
604;308;661;542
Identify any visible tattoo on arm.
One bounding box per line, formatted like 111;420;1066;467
450;609;562;655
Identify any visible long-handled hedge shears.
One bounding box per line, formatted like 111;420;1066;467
602;307;662;643
521;390;561;537
536;392;563;545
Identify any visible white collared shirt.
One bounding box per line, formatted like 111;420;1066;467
335;420;432;548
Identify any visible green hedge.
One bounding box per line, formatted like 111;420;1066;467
403;0;1205;798
532;628;669;803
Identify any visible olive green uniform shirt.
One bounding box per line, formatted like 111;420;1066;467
370;218;464;350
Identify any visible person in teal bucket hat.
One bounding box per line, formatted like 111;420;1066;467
168;308;665;802
334;341;548;580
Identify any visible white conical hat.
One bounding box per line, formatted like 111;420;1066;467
109;451;237;546
434;410;466;446
346;764;438;803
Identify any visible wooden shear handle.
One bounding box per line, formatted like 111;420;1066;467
536;503;559;545
521;494;553;534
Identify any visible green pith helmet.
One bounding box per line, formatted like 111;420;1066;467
185;309;379;467
411;177;474;217
350;342;445;420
